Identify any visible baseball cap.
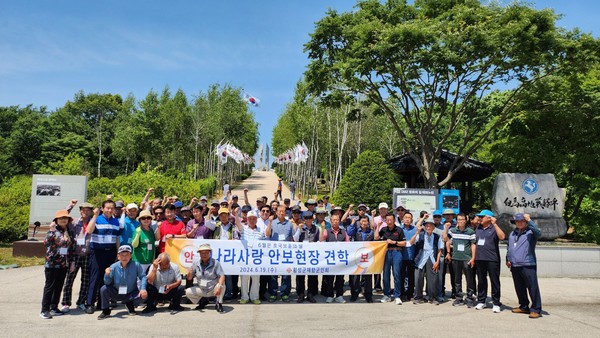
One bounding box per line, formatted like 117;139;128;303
432;209;443;217
315;207;327;215
247;210;258;218
511;213;526;223
218;207;229;215
115;201;124;208
126;203;139;211
181;206;191;212
118;245;132;253
211;200;220;207
232;194;238;199
79;202;94;209
378;202;389;209
200;196;208;201
477;209;495;217
173;201;184;208
303;211;314;219
357;204;367;210
241;205;252;213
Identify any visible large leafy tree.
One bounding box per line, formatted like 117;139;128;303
304;0;593;188
62;92;123;177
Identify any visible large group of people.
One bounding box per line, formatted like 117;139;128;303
40;187;543;320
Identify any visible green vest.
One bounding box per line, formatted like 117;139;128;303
133;227;155;264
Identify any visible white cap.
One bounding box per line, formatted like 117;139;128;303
247;210;258;218
378;202;389;209
125;203;139;210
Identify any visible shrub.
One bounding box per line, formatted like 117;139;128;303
0;176;32;242
332;150;401;211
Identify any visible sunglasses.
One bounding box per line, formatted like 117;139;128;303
261;210;270;213
140;217;152;221
154;212;164;215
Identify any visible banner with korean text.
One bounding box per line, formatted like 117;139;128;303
165;239;387;275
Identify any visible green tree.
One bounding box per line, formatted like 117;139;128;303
62;91;123;177
333;150;400;210
304;0;594;188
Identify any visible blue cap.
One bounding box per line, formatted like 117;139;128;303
303;211;314;219
477;209;494;217
241;205;252;213
432;209;442;216
511;213;526;223
173;201;184;208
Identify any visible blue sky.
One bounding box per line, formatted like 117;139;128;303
1;1;599;159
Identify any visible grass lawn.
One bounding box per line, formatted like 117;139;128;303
0;243;44;267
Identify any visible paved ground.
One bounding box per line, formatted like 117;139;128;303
230;169;296;206
3;171;600;337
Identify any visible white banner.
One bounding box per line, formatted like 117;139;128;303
166;239;387;276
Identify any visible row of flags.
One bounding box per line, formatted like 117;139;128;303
216;142;254;165
275;142;309;164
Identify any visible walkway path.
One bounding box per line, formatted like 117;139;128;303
230;170;298;205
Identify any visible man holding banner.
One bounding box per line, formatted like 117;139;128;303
293;211;320;303
265;206;293;302
234;209;265;304
320;213;349;304
375;213;407;305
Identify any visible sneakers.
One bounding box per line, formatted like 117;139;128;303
413;299;425;305
49;309;64;316
529;312;541;319
84;305;95;314
281;295;290;302
452;299;464;307
307;294;317;303
195;298;209;310
59;305;70;313
334;296;346;303
475;303;486;310
395;298;403;305
78;304;86;311
239;299;249;304
325;297;334;303
252;299;261;305
39;311;52;319
141;305;157;314
512;308;530;314
168;305;186;313
125;302;136;316
97;310;111;320
380;295;392;303
268;295;277;303
493;305;501;313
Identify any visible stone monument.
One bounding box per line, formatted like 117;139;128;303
491;173;566;240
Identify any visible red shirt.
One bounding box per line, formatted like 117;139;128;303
158;219;185;253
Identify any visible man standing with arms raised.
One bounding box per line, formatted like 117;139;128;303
507;213;543;319
474;209;505;313
84;201;121;314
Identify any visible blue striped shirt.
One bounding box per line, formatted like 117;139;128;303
90;214;121;250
